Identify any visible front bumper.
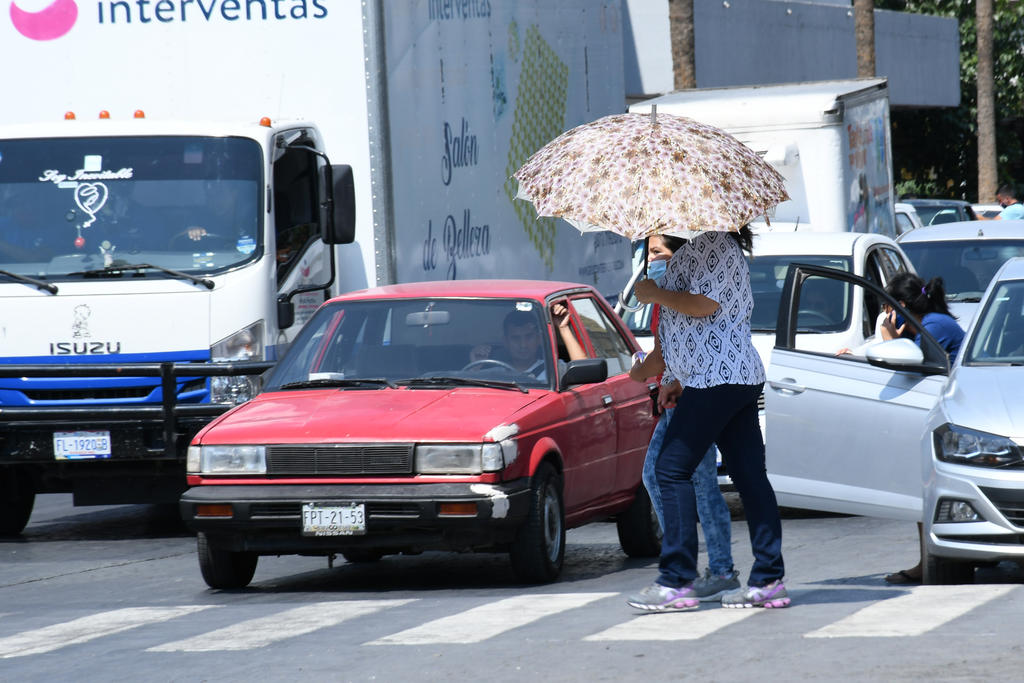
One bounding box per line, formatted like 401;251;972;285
925;465;1024;561
180;480;533;555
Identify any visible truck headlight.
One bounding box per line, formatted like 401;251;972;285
934;424;1023;468
210;321;265;404
191;445;266;474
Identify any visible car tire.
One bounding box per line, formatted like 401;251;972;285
0;470;35;537
615;486;662;558
341;549;384;563
509;462;565;583
196;532;258;589
923;548;975;585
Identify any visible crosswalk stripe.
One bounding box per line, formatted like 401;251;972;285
805;584;1017;638
0;606;212;659
585;606;762;641
366;593;616;645
148;600;415;652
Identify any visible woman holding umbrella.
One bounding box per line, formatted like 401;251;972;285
627;225;789;611
513;109;790;610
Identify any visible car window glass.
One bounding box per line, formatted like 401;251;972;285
796;274;852;333
570;296;632;375
964;281;1024;364
749;255;852;333
896;213;913;234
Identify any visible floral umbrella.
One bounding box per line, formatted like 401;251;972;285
513;108;789;241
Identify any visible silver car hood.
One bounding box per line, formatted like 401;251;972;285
940;366;1024;439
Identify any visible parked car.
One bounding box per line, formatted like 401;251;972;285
181;280;661;588
765;257;1024;583
897;220;1024;330
895;202;925;235
972;203;1003;220
901;198;978;225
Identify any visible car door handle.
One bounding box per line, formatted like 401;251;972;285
768;378;805;395
602;394;614;406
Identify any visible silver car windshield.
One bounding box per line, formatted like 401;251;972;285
964;280;1024;365
266;298;556;389
0;136;262;279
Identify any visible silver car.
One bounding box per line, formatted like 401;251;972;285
766;257;1024;584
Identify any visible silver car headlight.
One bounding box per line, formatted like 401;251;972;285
210;321;265;404
934;424;1023;468
188;445;266;474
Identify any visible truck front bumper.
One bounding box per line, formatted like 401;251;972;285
180;481;533;555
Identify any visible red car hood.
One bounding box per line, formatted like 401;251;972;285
198;387;545;444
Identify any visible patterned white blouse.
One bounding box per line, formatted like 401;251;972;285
658;231;765;389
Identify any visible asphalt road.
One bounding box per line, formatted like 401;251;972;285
2;494;1023;682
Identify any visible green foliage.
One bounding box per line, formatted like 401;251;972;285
878;0;1024;199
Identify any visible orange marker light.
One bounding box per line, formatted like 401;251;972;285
64;111;76;120
133;109;146;119
438;502;477;516
259;116;272;127
98;110;111;119
195;504;234;518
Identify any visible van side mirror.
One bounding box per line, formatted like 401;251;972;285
277;297;295;330
560;359;607;387
320;164;355;245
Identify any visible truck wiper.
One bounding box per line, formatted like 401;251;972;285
0;269;58;294
67;263;214;289
277;377;398;390
402;376;529;393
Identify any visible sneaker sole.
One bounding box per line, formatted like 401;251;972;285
722;596;791;609
626;598;700;612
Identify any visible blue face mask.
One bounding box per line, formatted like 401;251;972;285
647;258;668;282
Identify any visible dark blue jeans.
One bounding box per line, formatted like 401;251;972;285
655;382;785;588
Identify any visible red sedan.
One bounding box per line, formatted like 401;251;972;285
181;280;660;587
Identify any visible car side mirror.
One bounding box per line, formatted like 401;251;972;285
560;358;607;387
864;338;945;374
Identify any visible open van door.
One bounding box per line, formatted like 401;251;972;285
764;264;949;521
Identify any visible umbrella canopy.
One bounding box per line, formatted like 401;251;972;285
513;109;789;241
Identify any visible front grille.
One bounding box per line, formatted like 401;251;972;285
979;487;1024;526
266;444;414;476
23;386;154;401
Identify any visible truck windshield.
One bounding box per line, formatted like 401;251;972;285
0;136;262;279
265;298;556;390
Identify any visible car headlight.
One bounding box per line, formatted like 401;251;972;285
414;440;517;475
188;445;266;474
210;321;265;404
934;424;1023;468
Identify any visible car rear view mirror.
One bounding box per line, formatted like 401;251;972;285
560;358;607;387
405;310;450;326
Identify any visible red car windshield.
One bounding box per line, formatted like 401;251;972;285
266;297;556;389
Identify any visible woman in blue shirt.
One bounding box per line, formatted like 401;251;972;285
881;271;965;585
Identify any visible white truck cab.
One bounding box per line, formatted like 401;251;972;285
0;115;354;533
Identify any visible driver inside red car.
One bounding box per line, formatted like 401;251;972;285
470;303;586;379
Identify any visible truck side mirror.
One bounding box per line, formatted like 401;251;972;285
320;164;355;245
277;298;295;330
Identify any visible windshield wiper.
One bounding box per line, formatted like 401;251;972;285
948;295;982;303
0;269;58;294
402;376;529;393
67;263;214;289
277;378;398;390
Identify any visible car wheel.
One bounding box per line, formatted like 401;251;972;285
196;532;258;589
616;486;662;558
0;471;35;537
341;549;384;563
509;462;565;583
923;548;975;585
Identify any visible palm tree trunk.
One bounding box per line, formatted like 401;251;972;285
854;0;876;78
976;0;997;202
669;0;695;90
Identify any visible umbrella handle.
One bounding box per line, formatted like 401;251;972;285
616;259;647;313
